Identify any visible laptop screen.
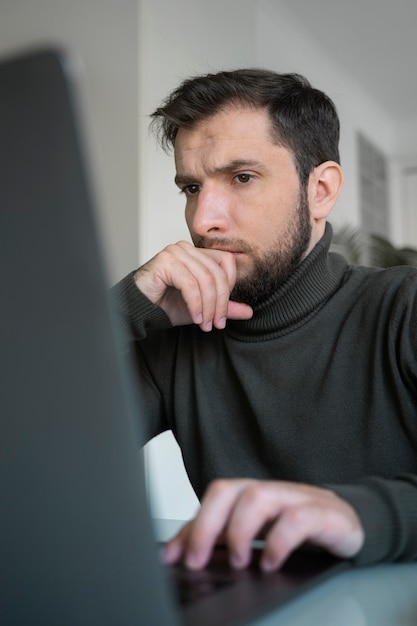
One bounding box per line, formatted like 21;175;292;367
0;47;178;625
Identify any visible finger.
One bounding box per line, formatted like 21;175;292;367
177;243;239;330
225;482;281;569
136;242;251;329
224;480;308;561
135;244;207;327
215;481;311;569
183;479;251;569
260;500;363;572
162;520;194;565
227;300;253;321
162;244;217;329
260;504;323;571
165;243;232;331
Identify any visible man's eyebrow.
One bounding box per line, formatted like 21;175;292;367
174;173;198;187
213;159;263;175
175;160;263;186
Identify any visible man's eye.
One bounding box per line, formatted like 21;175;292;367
183;184;200;196
235;173;253;184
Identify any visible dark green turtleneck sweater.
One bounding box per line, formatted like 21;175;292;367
112;223;417;566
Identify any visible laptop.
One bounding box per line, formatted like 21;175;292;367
0;47;350;625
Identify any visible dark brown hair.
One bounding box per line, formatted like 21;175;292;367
150;68;340;186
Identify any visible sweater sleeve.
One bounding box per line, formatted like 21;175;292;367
110;271;172;341
109;272;173;445
329;475;417;565
335;270;417;566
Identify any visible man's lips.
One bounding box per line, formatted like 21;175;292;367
199;243;245;254
213;248;243;254
195;238;252;256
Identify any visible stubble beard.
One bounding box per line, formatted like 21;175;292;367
196;187;312;308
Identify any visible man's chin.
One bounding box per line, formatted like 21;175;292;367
230;275;258;305
234;253;254;274
232;267;253;293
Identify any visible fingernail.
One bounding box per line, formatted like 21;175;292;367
230;552;246;570
260;557;275;572
162;543;179;564
185;549;204;570
218;317;227;329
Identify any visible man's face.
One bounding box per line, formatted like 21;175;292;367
174;105;313;307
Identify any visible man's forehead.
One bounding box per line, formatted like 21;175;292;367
175;104;275;147
174;107;284;171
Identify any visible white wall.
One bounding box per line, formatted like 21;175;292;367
1;0;139;282
390;116;417;246
139;0;417;521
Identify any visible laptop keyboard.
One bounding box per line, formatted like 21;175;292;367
167;544;349;609
171;563;235;606
168;545;247;606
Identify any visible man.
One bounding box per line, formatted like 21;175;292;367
113;69;417;572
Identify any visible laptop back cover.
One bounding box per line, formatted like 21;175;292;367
0;47;178;626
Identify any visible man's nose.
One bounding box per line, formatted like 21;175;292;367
187;187;230;236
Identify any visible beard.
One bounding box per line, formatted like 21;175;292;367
195;187;312;308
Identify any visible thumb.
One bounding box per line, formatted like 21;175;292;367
227;301;253;321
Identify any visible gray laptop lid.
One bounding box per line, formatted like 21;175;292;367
0;47;178;626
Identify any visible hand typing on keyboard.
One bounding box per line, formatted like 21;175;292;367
162;479;364;572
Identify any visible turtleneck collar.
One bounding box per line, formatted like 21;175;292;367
226;223;348;341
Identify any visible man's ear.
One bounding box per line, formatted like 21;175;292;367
308;161;344;221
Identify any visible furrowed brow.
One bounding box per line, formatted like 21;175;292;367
174;174;197;188
212;159;262;175
175;160;262;187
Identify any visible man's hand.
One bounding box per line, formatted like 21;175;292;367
134;241;253;331
163;479;364;571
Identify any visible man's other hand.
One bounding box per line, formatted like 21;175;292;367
162;479;364;571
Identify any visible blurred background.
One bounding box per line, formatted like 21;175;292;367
1;0;138;283
2;0;416;521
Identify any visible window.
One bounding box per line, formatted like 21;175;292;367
402;167;417;248
358;133;389;237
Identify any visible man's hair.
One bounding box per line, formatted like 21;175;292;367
150;68;340;186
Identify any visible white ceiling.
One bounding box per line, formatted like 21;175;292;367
277;0;417;122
